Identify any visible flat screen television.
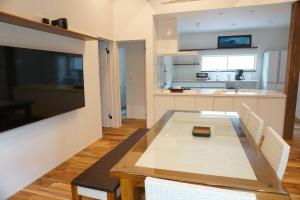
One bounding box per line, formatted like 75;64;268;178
0;45;85;133
218;35;252;49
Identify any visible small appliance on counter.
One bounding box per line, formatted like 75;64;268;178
169;86;191;93
235;69;245;80
196;72;209;80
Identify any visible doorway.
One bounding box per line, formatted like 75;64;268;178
119;47;127;119
118;41;147;123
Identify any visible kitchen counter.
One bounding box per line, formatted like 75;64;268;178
171;80;259;90
154;88;286;136
154;89;286;98
172;79;259;83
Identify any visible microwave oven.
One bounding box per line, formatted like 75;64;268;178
196;72;209;80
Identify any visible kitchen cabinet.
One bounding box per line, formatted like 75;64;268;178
154;96;174;123
174;96;196;111
156;39;178;55
195;96;214;111
214;97;234;112
258;97;286;136
234;97;259;115
154;91;286;137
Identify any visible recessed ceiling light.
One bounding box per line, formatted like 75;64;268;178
166;30;172;36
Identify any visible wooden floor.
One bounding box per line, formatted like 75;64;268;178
9;119;300;200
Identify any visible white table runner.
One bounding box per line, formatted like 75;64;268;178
136;112;257;180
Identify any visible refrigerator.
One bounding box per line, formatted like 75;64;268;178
262;50;287;93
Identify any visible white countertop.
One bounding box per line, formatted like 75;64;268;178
172;79;259;83
154;89;286;98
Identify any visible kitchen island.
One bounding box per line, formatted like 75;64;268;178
154;89;286;136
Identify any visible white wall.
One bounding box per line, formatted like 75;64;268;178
119;42;147;119
0;0;114;39
0;0;114;198
173;27;289;88
113;0;156;127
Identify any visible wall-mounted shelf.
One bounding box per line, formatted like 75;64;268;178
179;47;258;52
0;11;98;41
173;64;199;66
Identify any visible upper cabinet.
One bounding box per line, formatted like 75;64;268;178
155;17;179;55
157;39;179;55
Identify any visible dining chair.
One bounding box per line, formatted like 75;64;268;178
246;111;264;145
239;103;251;125
261;127;290;180
145;177;256;200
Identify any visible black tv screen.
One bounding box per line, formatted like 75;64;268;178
0;45;85;133
218;35;252;49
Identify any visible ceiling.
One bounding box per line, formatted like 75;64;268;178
177;3;292;34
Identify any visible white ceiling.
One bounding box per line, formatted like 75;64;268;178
177;3;292;34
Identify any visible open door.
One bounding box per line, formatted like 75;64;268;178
99;40;113;127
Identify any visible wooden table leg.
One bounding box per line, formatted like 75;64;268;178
107;192;117;200
71;185;82;200
120;178;135;200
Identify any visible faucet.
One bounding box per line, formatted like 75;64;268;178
235;81;249;93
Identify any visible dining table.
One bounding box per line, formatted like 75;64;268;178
110;110;290;200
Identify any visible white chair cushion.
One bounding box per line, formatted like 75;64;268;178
246;111;264;145
145;177;256;200
261;127;290;180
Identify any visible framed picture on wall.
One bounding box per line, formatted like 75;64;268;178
218;35;252;49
